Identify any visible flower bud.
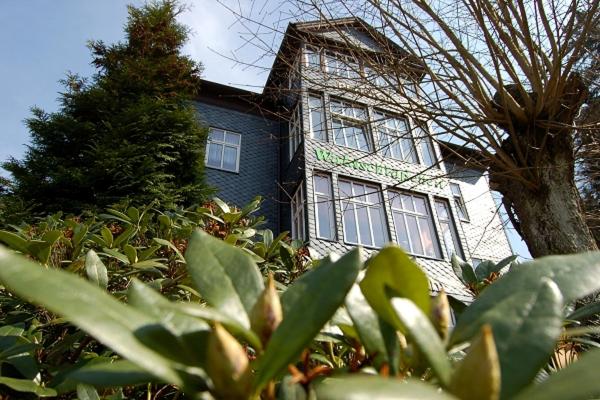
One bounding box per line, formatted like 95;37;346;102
250;274;283;346
206;323;251;399
430;289;451;340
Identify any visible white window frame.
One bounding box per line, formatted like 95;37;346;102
205;128;241;173
291;183;306;241
434;198;465;259
374;111;418;163
308;94;326;141
304;46;322;70
313;174;336;240
324;51;360;79
289;102;302;160
330;99;371;151
389;191;441;258
412;122;439;169
339;179;388;248
450;183;470;222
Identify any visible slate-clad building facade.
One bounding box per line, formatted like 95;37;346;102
196;18;513;302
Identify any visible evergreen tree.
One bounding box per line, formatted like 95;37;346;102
3;0;209;214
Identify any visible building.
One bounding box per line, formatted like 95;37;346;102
196;18;513;302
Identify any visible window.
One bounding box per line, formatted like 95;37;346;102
340;179;388;247
374;111;418;163
305;47;321;69
289;103;302;159
291;184;306;240
412;123;439;168
330;99;370;151
313;174;336;240
308;95;326;141
450;183;469;221
389;192;440;258
325;51;360;79
206;128;241;172
434;199;465;259
288;53;301;90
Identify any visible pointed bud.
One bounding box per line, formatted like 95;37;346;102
430;289;451;340
250;274;283;346
206;323;251;399
449;325;500;400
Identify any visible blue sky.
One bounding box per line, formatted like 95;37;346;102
0;1;531;259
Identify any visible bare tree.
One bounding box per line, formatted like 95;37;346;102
221;0;599;257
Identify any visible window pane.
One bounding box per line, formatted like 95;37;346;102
222;146;237;171
420;138;437;167
393;212;410;249
339;180;352;197
406;215;423;255
343;204;358;243
418;217;436;257
307;49;320;68
450;183;461;196
389;192;402;209
435;200;449;220
310;109;325;141
225;132;240;145
371;207;387;247
314;175;330;195
209;129;225;142
207;143;222;168
317;197;334;239
355;127;369;151
401;194;414;211
353;183;366;202
455;199;468;221
356;206;372;246
414;196;427;215
333;120;345;146
401;138;418;163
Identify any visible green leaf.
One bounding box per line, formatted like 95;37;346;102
153;237;185;262
70;360;156;388
360;246;431;328
453;278;564;399
0;231;29;253
451;254;477;284
474;256;517;281
185;230;264;329
0;377;57;397
100;226;113;248
314;375;458;399
567;301;600;322
213;197;230;213
254;249;362;390
0;246;184;386
344;284;392;370
514;349;600;400
77;384;100;400
113;225;136;248
451;252;600;345
85;250;108;289
390;298;452;387
124;244;137;264
101;247;130;264
449;325;500;400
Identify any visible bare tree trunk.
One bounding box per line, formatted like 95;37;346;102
491;133;598;257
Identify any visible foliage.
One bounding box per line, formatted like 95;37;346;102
2;0;209;214
450;254;518;295
1;203;600;399
0;196;311;398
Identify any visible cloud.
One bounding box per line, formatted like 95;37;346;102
178;0;279;93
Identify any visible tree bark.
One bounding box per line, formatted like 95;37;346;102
491;133;598;258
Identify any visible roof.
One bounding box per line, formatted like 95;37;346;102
197;79;280;117
263;17;426;93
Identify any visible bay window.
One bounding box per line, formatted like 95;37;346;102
374;111;418;163
339;179;388;247
330;99;370;151
434;199;464;259
389;191;440;258
313;174;336;240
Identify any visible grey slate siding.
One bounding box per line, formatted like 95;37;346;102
195;101;280;232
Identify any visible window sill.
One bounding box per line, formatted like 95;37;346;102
206;165;240;174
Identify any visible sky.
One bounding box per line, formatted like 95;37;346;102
0;0;531;259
